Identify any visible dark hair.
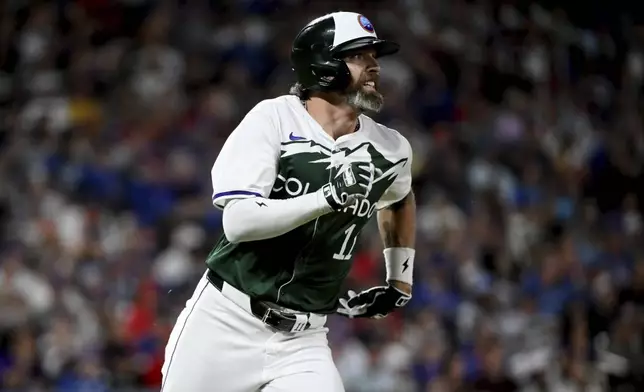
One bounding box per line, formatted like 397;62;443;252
288;82;310;100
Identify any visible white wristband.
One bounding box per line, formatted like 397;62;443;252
384;247;415;286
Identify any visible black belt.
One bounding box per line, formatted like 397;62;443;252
206;269;312;332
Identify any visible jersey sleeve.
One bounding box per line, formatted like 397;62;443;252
375;136;413;210
211;106;280;210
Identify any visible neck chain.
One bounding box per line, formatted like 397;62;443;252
302;100;360;132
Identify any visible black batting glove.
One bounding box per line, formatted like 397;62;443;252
336;285;411;319
321;161;374;210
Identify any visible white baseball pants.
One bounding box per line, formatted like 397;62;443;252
161;271;345;392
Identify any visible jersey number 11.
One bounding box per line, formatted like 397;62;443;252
333;224;358;261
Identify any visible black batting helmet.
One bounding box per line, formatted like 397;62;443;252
290;12;400;94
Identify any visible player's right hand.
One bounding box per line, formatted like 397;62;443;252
320;161;374;210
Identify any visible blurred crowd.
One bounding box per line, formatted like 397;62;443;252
1;0;644;391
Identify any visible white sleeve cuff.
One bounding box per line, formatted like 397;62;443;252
384;247;415;286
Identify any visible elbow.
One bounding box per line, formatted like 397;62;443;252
223;224;244;244
221;201;248;244
222;218;248;244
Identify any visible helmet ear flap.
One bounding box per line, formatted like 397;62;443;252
307;44;351;92
310;62;349;90
310;42;327;54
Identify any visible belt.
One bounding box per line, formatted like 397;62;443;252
206;269;325;333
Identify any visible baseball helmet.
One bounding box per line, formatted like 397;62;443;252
291;11;400;93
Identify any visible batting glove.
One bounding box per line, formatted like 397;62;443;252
321;161;374;210
336;285;411;319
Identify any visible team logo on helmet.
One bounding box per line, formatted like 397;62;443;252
357;15;374;33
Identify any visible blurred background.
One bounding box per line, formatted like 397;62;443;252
1;0;644;391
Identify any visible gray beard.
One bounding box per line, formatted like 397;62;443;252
345;86;384;113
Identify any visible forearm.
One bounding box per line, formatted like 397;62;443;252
222;192;332;243
377;191;416;292
378;191;416;248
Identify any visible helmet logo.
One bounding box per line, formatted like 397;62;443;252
357;15;374;33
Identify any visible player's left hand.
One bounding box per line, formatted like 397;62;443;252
336;285;411;319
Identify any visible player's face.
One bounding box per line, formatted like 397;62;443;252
343;48;383;113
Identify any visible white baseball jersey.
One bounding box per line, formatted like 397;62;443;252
207;94;412;313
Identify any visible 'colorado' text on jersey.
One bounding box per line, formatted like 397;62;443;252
207;95;412;313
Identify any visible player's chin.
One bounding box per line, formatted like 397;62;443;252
360;93;385;113
344;87;384;112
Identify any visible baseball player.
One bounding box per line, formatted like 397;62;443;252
161;11;416;392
